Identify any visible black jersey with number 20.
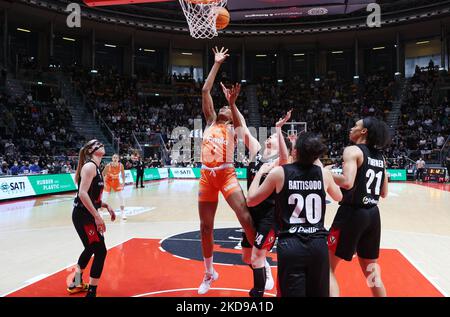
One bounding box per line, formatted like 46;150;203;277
340;144;385;208
275;163;327;240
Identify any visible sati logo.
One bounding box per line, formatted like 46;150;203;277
1;181;26;193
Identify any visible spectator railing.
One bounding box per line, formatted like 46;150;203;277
132;132;143;154
98;116;119;154
386;156;416;170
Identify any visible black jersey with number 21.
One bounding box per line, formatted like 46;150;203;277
340;144;385;208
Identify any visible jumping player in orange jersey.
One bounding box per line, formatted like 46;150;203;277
102;154;127;220
197;47;256;295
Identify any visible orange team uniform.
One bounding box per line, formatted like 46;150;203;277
104;163;124;193
199;122;241;202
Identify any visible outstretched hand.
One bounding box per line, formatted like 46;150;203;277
221;82;241;105
276;109;293;128
213;46;229;64
220;82;231;102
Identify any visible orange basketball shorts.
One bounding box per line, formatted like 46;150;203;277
104;178;123;193
198;166;241;202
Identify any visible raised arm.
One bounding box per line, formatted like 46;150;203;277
202;47;229;125
275;110;292;166
223;83;243;128
221;82;261;160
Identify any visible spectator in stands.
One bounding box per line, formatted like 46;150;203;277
29;160;41;174
436;133;445;148
1;161;9;175
10;161;20;175
20;161;31;174
151;154;159;167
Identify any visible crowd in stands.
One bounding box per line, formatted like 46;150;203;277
1;64;448;176
0;156;77;176
0;85;86;176
257;71;396;162
392;65;450;163
71;67;247;162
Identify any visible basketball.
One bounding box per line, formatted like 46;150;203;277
215;7;230;30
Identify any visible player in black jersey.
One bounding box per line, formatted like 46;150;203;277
247;132;342;297
328;117;390;297
239;110;293;297
67;139;116;297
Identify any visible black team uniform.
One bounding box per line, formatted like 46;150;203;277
71;160;106;297
242;153;277;297
275;163;329;297
328;144;385;262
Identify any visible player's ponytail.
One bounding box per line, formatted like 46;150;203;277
294;132;327;166
75;142;92;184
362;117;391;149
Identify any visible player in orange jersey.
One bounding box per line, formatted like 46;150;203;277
197;47;256;295
102;154;127;220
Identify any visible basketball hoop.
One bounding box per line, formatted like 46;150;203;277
178;0;228;39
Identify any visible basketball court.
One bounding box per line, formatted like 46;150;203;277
1;0;449;300
1;179;449;297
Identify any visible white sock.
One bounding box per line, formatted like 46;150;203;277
117;191;125;207
204;256;214;274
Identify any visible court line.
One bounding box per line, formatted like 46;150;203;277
133;287;276;297
0;237;135;297
172;254;191;261
396;248;449;297
158;227;243;245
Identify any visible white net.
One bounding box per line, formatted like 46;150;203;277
178;0;228;39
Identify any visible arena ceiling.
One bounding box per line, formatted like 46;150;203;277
79;0;449;25
2;0;450;48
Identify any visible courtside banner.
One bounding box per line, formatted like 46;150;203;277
169;168;247;179
124;170;135;184
28;174;77;195
129;168;169;182
158;168;169;179
169;168;199;178
387;169;407;181
235;168;247;179
0;176;35;200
